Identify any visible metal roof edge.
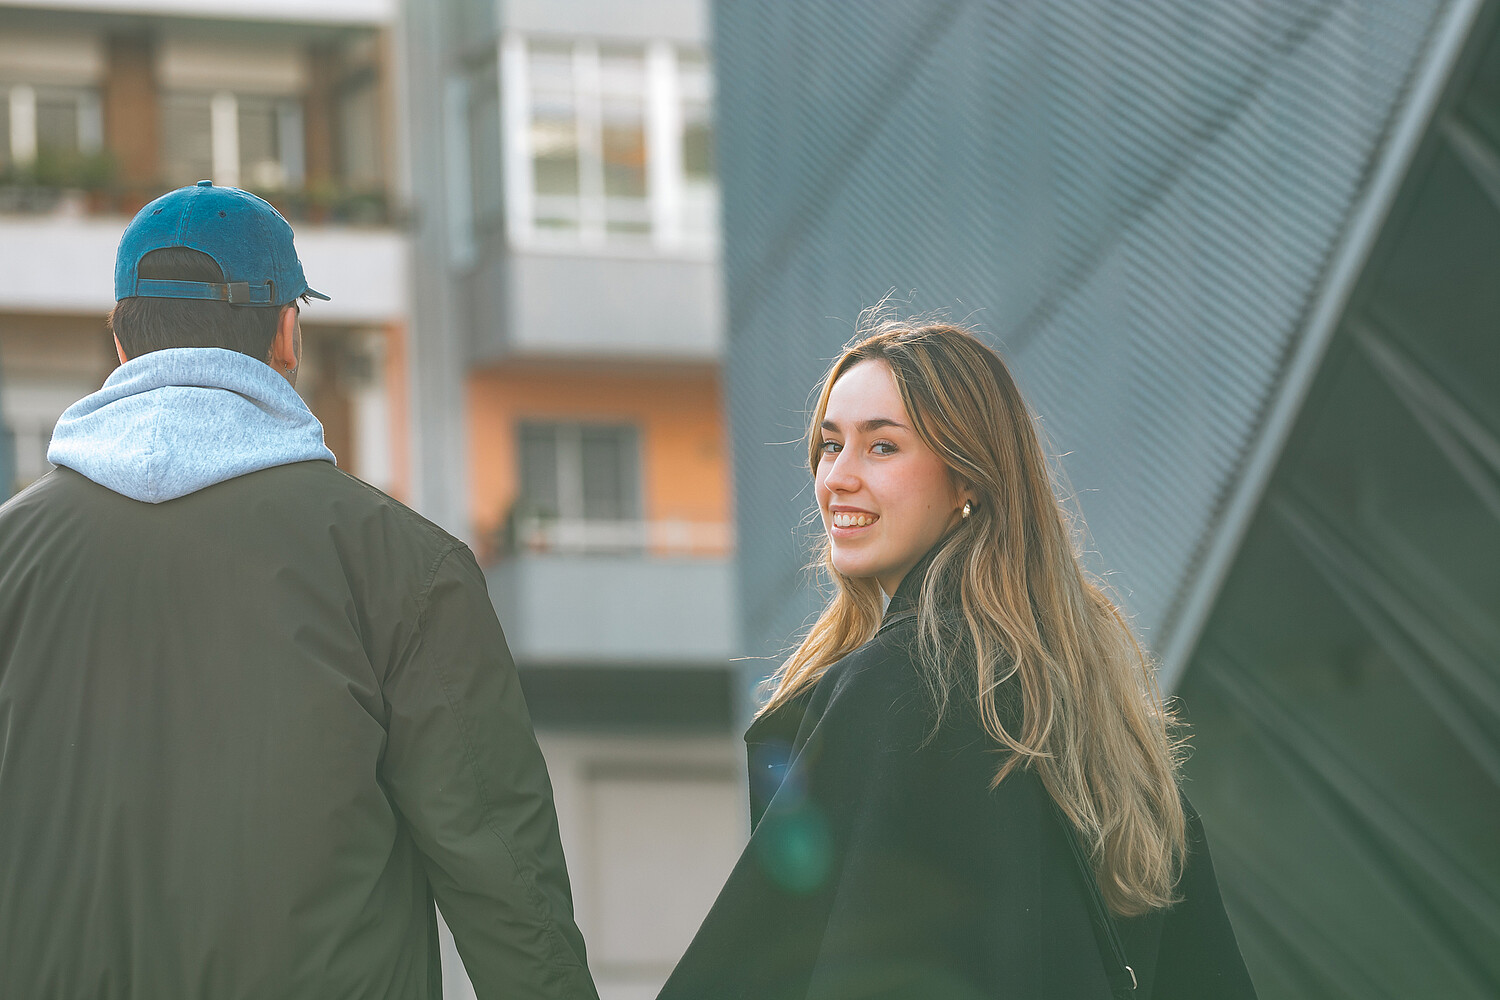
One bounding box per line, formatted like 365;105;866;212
1155;0;1488;693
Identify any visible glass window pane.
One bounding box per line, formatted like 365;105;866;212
682;110;713;183
0;94;11;169
519;423;560;517
238;95;284;190
338;76;382;188
600;46;647;237
161;92;214;188
581;425;640;521
679;51;715;184
533;119;580;194
599;47;646;201
678;50;716;239
35;86;81;156
529;41;579;230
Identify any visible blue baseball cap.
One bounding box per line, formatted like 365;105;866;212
114;180;329;306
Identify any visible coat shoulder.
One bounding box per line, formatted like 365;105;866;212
302;462;464;551
816;618;926;707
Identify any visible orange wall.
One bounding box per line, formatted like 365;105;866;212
466;363;730;554
382;321;411;503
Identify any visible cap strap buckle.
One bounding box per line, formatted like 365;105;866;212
132;278;276;305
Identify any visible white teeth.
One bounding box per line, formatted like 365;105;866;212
832;512;875;528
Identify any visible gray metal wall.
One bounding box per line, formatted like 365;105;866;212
716;0;1461;675
1175;10;1500;994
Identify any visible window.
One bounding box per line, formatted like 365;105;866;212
678;51;715;239
0;93;10;170
160;93;213;185
2;84;102;173
518;422;641;523
497;35;717;251
337;70;383;189
239;94;303;189
161;90;304;190
598;45;649;237
527;41;580;232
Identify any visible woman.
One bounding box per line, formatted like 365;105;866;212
658;320;1257;999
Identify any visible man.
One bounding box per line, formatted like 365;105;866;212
0;182;599;999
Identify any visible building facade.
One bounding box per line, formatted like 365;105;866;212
0;0;407;499
401;1;742;997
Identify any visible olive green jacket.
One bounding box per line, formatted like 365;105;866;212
0;462;598;999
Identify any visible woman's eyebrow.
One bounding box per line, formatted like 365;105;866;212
821;417;909;433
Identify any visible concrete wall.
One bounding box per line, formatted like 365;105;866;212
469;251;722;364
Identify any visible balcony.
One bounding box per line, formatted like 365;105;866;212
468;247;723;364
0;210;407;325
485;518;734;666
3;0;393;26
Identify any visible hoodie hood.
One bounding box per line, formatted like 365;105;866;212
48;347;336;503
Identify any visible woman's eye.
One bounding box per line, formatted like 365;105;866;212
820;440;842;456
872;441;898;456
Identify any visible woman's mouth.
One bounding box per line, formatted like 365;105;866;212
831;511;879;529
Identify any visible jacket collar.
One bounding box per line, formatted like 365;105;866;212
880;544;944;631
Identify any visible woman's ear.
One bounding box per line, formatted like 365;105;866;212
951;473;977;510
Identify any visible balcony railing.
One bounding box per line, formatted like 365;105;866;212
0;212;407;323
0;176;399;227
507;516;732;558
485;548;734;665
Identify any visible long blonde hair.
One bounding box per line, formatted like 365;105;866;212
762;317;1187;916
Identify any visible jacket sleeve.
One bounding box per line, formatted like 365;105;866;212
380;544;598;1000
1148;804;1258;1000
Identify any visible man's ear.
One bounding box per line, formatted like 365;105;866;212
269;305;299;374
113;334;128;365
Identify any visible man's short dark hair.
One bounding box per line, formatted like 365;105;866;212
108;247;287;361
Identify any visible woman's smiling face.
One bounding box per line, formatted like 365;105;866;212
815;359;967;597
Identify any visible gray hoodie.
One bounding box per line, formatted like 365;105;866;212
48;347;335;503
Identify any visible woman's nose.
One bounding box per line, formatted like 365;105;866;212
822;452;860;493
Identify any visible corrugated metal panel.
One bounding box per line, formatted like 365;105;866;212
1170;11;1500;991
717;0;1459;670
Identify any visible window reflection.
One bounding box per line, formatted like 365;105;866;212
530;41;581;231
515;38;716;249
599;46;648;237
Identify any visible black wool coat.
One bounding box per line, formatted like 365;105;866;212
658;578;1257;1000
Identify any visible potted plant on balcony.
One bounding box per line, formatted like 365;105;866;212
0;149;115;215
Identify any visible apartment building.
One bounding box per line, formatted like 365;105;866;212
0;0;407;498
402;1;740;997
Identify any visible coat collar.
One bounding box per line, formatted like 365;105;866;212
879;543;944;631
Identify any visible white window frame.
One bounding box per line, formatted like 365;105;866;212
495;32;717;256
5;83;103;168
205;91;305;190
